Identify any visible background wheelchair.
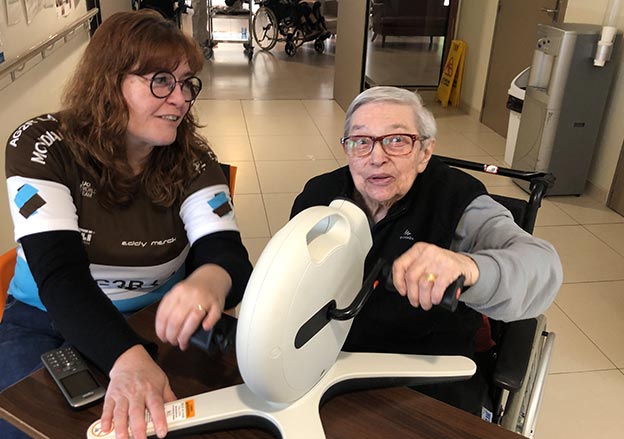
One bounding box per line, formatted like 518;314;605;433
252;0;332;56
438;154;557;438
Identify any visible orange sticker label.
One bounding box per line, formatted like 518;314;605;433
185;399;195;418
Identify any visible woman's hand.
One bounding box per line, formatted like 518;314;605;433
155;264;232;351
100;345;176;439
391;242;479;310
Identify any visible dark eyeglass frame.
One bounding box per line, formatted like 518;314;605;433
340;133;429;157
134;71;203;103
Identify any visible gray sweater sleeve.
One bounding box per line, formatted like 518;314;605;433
450;195;562;321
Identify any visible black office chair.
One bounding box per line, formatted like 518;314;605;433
437;154;557;439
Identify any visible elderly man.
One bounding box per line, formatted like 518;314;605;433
290;86;562;417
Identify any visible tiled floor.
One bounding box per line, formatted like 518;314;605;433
194;41;624;439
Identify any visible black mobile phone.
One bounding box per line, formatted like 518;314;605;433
40;346;106;410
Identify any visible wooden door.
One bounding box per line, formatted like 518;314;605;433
480;0;567;136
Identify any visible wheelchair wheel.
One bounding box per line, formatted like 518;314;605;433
314;39;325;54
285;41;297;57
253;6;279;51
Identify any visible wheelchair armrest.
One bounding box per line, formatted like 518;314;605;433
493;318;538;391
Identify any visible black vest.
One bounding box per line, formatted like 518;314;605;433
291;156;487;358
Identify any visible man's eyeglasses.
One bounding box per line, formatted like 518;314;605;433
135;71;202;102
340;133;429;157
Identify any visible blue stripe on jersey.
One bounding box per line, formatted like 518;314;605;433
207;191;228;209
8;256;186;313
14;184;39;208
9;256;42;310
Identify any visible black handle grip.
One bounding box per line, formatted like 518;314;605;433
439;275;464;312
383;267;465;312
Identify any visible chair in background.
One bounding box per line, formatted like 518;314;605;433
438;155;557;438
371;0;449;48
319;0;338;36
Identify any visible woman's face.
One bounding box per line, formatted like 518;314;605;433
347;102;434;213
121;60;193;153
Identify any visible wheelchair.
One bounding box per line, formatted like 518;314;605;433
252;0;332;57
437;154;557;438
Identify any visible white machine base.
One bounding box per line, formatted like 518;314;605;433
87;352;475;439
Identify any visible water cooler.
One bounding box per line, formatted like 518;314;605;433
512;23;621;195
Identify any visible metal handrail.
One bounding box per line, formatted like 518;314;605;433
0;8;98;83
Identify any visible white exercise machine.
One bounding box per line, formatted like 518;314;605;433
87;199;475;439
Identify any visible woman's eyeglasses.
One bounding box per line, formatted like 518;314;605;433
340;133;429;157
135;71;202;102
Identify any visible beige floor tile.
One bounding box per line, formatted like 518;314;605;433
585;223;624;257
197;43;334;100
335;155;348;167
533;225;624;283
556;281;624;368
551;195;624;224
244;113;321;136
484;182;529;199
434;114;484;132
241;237;270;266
255;160;339;193
262;193;300;235
544;304;615;374
320;132;347;162
229;161;261;194
194;99;244;119
311;115;345;144
205;135;254;162
241;100;308;116
534;370;624;439
487;186;578;227
490;153;505;163
458;130;506;157
198;113;247;137
472;171;518;191
302;99;345;118
232;194;270;239
434;131;490;158
533;200;578;227
194;100;247;136
250;135;334;161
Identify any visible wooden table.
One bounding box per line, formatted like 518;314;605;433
0;305;522;439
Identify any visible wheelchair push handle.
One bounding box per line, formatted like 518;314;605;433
383;265;465;312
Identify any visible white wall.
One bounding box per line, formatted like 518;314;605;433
455;0;498;118
334;0;368;110
456;0;624;201
0;3;90;252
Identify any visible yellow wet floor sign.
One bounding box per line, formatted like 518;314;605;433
437;40;467;108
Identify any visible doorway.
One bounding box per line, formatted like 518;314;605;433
364;0;460;88
480;0;567;136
